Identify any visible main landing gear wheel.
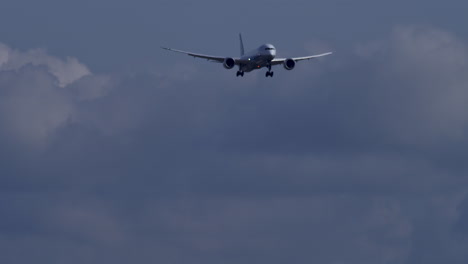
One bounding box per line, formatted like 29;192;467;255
236;71;244;77
265;64;273;77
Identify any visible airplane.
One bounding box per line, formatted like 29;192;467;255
161;34;332;77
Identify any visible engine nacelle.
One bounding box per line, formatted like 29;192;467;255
223;57;235;69
283;58;296;70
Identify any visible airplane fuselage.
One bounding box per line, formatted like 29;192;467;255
239;44;276;72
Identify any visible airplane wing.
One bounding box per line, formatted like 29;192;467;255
271;52;333;65
161;47;238;63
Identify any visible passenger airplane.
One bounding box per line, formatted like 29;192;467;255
161;34;332;77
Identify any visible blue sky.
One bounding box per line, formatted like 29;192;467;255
1;1;468;264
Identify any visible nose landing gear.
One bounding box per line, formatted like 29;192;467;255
236;71;244;77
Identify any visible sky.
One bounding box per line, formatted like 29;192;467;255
1;0;468;263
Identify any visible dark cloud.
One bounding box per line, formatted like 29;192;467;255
1;25;468;264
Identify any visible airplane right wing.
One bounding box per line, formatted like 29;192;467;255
161;47;239;63
271;52;333;65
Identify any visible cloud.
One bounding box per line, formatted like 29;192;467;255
0;65;74;148
1;25;468;264
0;43;115;148
0;43;90;87
0;43;95;148
358;26;468;145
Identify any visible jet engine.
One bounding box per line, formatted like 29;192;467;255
223;57;235;69
283;58;296;70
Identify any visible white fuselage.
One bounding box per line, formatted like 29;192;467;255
239;44;276;72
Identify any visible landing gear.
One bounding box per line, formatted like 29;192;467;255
236;71;244;77
265;64;274;77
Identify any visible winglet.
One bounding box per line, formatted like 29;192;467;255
239;33;245;56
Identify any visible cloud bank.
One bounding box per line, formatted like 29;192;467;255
1;26;468;264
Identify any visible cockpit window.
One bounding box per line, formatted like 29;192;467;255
265;47;275;50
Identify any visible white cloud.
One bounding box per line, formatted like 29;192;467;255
0;43;90;87
0;43;98;147
0;66;74;148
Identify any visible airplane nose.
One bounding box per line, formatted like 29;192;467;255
270;49;276;58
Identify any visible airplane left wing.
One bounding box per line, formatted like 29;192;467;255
161;47;236;63
271;52;333;65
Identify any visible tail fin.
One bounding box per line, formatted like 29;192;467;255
239;33;245;56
